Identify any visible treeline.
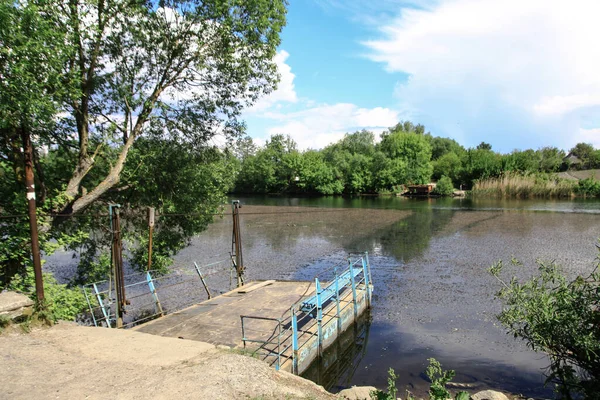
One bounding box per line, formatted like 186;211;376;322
232;121;600;195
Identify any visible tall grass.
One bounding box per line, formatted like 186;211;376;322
472;172;576;198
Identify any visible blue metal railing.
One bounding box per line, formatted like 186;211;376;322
240;251;372;374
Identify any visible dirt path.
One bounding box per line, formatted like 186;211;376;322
0;323;335;400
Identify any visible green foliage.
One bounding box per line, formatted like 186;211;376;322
370;360;468;400
427;136;465;161
433;152;462;182
489;252;600;398
461;148;502;187
1;0;287;294
569;143;596;169
42;274;88;322
426;358;455;400
576;177;600;197
433;176;454;196
370;368;398;400
379;130;433;185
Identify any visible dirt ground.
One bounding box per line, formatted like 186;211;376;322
0;322;335;400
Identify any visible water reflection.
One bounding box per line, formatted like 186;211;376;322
301;312;372;391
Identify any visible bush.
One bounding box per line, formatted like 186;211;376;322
489;251;600;398
576;178;600;197
433;176;454;196
43;274;88;322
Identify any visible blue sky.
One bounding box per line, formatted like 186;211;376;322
243;0;600;152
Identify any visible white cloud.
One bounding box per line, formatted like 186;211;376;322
245;49;400;150
534;94;600;116
264;103;399;149
575;128;600;148
247;50;298;112
362;0;600;150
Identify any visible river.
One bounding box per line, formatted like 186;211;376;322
45;196;600;396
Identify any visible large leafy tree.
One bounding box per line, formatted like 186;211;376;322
0;0;288;289
379;128;433;185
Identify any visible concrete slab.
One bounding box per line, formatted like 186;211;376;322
133;281;314;348
133;279;371;375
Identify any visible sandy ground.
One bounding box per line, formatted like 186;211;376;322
0;323;335;400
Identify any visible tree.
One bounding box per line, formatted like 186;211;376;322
502;149;541;173
338;130;375;156
297;150;343;195
427;136;465;160
537;147;566;173
570;143;595;169
461;148;502;186
51;0;287;218
379;130;433;185
476;142;492;151
1;0;287;290
432;152;462;182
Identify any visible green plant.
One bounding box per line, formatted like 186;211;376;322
433;176;454;196
370;368;398;400
370;360;468;400
42;274;88;322
489;251;600;399
426;358;468;400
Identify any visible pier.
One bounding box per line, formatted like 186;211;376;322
133;253;372;375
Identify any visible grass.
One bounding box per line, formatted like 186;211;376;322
472;172;576;198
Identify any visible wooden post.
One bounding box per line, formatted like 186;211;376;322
110;205;125;328
231;200;244;287
21;129;44;302
147;207;155;271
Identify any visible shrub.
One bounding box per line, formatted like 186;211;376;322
489;252;600;398
370;359;468;400
43;274;88;322
576;178;600;197
433;176;454;196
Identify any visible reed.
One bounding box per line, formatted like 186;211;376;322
472;172;576;198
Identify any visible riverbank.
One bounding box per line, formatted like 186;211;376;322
0;322;334;400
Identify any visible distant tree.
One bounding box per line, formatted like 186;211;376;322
590;150;600;169
233;136;258;161
502;149;541;173
387;121;427;135
477;142;493;151
433;152;462;182
427;136;466;160
338;130;375;156
379;131;433;185
570;143;596;169
297;150;343;195
537;147;566;173
461;148;502;186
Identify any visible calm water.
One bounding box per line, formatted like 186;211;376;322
225;196;600;397
45;196;600;397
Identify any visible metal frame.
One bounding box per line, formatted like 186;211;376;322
239;252;372;375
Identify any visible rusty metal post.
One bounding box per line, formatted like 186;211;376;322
21;129;44;302
194;262;212;299
231;200;244;287
110;205;125;328
147;207;155;271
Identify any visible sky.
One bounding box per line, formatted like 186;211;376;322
242;0;600;153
